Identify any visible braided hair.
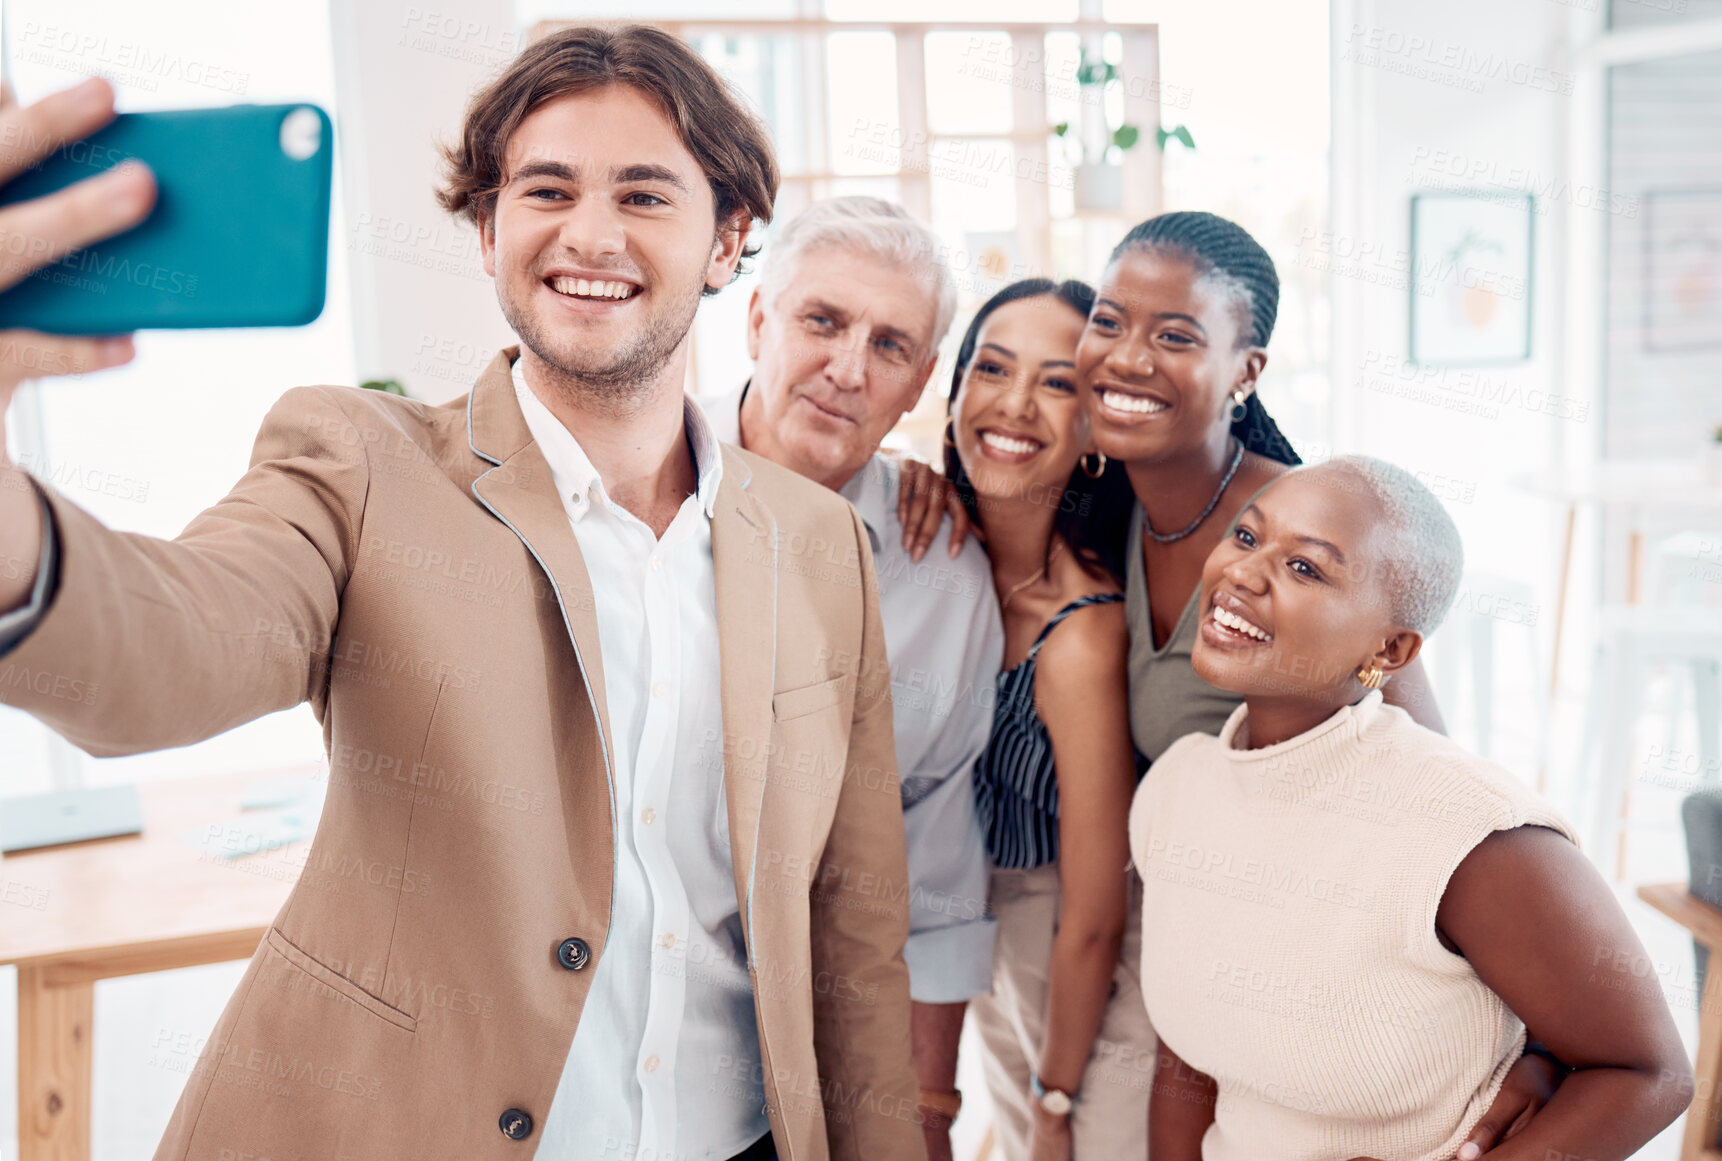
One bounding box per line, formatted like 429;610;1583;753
945;278;1136;586
1110;211;1301;466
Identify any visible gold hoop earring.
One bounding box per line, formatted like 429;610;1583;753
1356;663;1384;690
943;418;957;449
1080;451;1106;478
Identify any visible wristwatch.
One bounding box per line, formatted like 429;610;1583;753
1030;1072;1075;1117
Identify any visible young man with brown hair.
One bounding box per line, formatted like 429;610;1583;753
0;25;923;1161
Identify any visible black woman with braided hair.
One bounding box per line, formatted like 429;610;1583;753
1081;211;1570;1152
1080;212;1333;756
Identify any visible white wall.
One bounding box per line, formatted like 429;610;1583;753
1327;0;1605;735
1602;45;1722;459
330;0;520;403
1331;0;1590;526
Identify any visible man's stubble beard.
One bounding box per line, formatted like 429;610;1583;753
498;263;707;414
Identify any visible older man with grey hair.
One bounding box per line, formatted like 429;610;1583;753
698;196;1000;1161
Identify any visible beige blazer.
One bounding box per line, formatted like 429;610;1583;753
1;350;924;1160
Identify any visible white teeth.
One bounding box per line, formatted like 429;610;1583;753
1099;389;1168;415
550;276;636;301
1212;604;1271;641
980;431;1042;455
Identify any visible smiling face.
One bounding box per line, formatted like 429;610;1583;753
952;294;1091;509
1190;467;1423;705
480;84;744;398
1076;246;1265;465
742;245;940;491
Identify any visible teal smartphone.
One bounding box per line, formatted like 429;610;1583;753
0;103;333;334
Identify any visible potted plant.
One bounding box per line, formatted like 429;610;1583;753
1051;48;1194;212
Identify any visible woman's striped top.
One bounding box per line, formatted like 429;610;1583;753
973;593;1125;870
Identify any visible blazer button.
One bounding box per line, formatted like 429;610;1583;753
499;1108;534;1140
556;937;591;971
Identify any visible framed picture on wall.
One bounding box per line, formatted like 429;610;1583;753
1409;191;1534;366
1644;188;1722;352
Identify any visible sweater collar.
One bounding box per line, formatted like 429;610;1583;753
1216;688;1387;763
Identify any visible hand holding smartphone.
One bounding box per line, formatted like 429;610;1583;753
0;76;152;618
0;96;333;335
0;77;334;617
0;77;151;407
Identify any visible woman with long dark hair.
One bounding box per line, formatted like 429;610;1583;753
942;277;1143;1160
898;215;1568;1152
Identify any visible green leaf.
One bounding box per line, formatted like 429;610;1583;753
1112;124;1140;151
360;378;408;396
1052;121;1070;137
1156;124;1196;152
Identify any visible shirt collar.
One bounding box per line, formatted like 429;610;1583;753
838;456;889;558
511;355;722;521
708;379;884;555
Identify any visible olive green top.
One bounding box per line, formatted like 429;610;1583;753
1125;482;1275;765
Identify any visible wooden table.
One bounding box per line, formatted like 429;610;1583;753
0;769;321;1161
1639;881;1722;1161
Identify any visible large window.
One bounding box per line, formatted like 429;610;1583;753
534;10;1166;461
1121;0;1331;454
529;0;1330;461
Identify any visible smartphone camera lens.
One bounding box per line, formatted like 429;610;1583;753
280;108;322;161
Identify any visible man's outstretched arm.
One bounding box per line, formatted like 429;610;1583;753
1;385;369;755
0;77;157;617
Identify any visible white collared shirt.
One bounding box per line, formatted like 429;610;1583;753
515;360;767;1161
700;386;1002;1002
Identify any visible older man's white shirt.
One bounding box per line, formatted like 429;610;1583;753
699;385;1002;1003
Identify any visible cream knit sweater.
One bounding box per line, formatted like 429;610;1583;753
1130;690;1576;1161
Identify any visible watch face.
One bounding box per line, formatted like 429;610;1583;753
1041;1089;1073;1116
